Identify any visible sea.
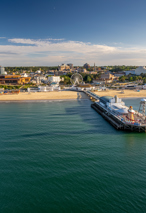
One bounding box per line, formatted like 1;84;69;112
0;98;146;213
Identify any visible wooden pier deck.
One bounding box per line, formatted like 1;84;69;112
91;103;146;132
83;91;146;132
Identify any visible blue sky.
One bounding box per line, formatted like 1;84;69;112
1;0;146;66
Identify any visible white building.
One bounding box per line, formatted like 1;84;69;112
34;76;47;84
0;66;5;74
38;86;53;92
135;66;146;75
21;73;28;77
35;70;41;74
124;70;135;76
48;76;60;84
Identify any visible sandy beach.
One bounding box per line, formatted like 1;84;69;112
0;91;88;101
0;90;146;101
94;89;146;98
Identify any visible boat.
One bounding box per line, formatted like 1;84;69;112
91;95;146;132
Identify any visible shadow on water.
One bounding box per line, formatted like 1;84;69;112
48;98;123;136
20;97;146;140
77;92;86;100
20;99;117;138
65;98;146;138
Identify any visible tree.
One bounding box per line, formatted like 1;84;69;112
129;77;133;81
133;76;138;81
119;76;126;82
143;78;146;84
87;76;91;83
63;76;71;85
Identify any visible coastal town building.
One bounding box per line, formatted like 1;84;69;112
47;70;56;75
70;69;78;73
90;71;97;75
0;66;5;75
101;66;107;70
135;66;146;75
58;64;70;71
48;76;61;84
124;70;136;76
48;70;72;76
100;72;115;82
38;86;60;92
82;68;88;73
21;73;29;77
83;63;90;69
0;75;31;85
114;72;125;78
124;67;146;76
78;68;89;73
97;67;102;71
94;63;96;72
93;79;104;85
55;71;67;76
34;75;47;84
67;63;73;69
35;69;42;74
77;84;95;91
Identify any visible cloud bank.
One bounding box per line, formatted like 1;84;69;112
0;38;146;66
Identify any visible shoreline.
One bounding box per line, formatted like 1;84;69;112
0;99;90;103
0;91;88;101
0;97;143;103
0;90;145;102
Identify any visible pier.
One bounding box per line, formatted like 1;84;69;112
84;91;100;101
84;91;146;132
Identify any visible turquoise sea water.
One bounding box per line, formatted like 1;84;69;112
0;98;146;213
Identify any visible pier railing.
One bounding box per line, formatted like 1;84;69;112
84;91;100;100
84;91;146;126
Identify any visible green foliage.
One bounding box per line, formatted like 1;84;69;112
119;76;126;82
66;73;72;78
87;68;91;71
87;76;91;83
59;75;71;85
5;65;138;74
5;66;58;73
143;78;146;84
80;73;93;83
22;84;38;90
0;85;21;90
129;77;133;81
109;65;137;72
119;74;145;83
60;73;100;85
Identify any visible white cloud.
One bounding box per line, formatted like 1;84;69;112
0;38;146;66
47;38;64;41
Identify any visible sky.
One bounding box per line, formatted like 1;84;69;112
1;0;146;66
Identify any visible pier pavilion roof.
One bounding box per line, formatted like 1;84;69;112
100;96;113;104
